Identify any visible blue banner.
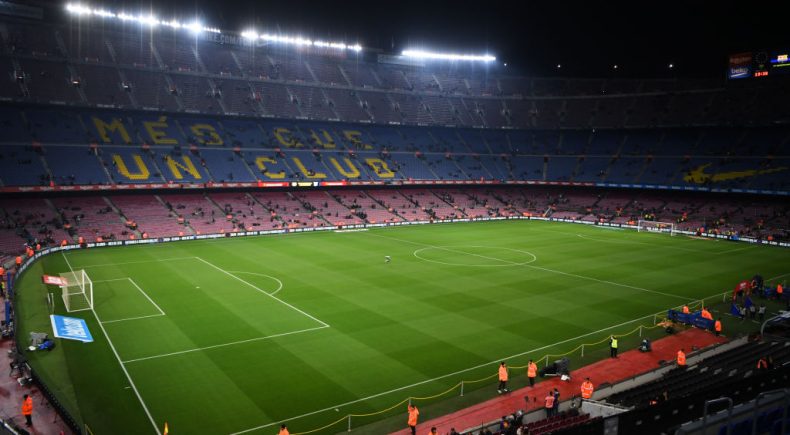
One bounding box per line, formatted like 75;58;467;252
50;315;94;343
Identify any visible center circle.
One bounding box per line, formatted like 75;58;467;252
413;246;537;267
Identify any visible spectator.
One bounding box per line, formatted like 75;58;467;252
552;388;560;415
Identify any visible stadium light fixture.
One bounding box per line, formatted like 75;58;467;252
64;3;358;49
241;30;259;40
185;21;203;34
401;50;496;62
65;3;221;34
138;14;159;27
248;31;362;52
668;63;674;69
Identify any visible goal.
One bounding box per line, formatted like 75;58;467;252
637;220;677;236
60;269;93;312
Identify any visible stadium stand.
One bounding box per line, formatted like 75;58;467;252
1;9;789;435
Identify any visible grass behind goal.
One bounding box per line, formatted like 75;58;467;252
13;220;790;435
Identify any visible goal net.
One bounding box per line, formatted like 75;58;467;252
637;220;677;236
60;270;93;312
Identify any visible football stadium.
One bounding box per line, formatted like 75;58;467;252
0;1;789;434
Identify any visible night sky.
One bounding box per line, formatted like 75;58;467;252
39;0;790;78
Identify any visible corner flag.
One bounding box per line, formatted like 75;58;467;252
163;422;169;435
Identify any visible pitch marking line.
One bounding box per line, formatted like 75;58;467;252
121;325;329;364
226;271;284;296
575;233;704;253
195;257;329;328
127;278;166;316
716;245;757;255
64;256;198;269
227;299;708;435
373;233;689;301
102;314;165;325
61;253;162;435
413;246;537;267
98;278;167;324
93;278;134;283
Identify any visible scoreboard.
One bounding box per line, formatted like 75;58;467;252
728;50;790;79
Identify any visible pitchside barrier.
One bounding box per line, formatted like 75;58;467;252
7;215;790;281
280;292;734;435
3;214;778;435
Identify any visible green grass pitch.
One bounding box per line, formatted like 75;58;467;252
13;220;790;434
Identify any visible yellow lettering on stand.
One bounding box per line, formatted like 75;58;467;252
343;130;372;150
274;127;303;148
291;157;326;178
112;154;150;180
329;157;360;178
143;116;178;145
365;158;395;178
254;156;285;179
190;124;224;146
164;155;202;179
310;129;336;149
93;117;132;143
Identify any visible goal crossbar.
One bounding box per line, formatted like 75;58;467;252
59;269;93;312
637;219;677;236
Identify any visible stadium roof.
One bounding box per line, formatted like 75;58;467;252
30;0;790;77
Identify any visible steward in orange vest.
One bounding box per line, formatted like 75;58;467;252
22;394;32;426
407;404;419;435
498;362;509;393
581;377;594;399
527;360;538;387
677;349;687;367
544;393;555;417
714;319;722;336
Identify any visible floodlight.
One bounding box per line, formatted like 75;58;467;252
66;3;90;15
163;19;182;29
185;21;203;34
138;14;159;27
402;50;496;62
241;30;258;39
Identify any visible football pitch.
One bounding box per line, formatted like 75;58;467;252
14;220;790;435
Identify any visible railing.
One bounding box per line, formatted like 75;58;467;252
286;297;728;435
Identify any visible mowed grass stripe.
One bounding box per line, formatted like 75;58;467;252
13;220;790;435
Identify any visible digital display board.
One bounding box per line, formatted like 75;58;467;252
729;50;790;79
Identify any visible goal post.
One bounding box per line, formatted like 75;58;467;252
637;220;677;236
60;269;93;313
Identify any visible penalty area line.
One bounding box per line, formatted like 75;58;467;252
195;257;329;328
121;325;329;364
61;253;163;435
